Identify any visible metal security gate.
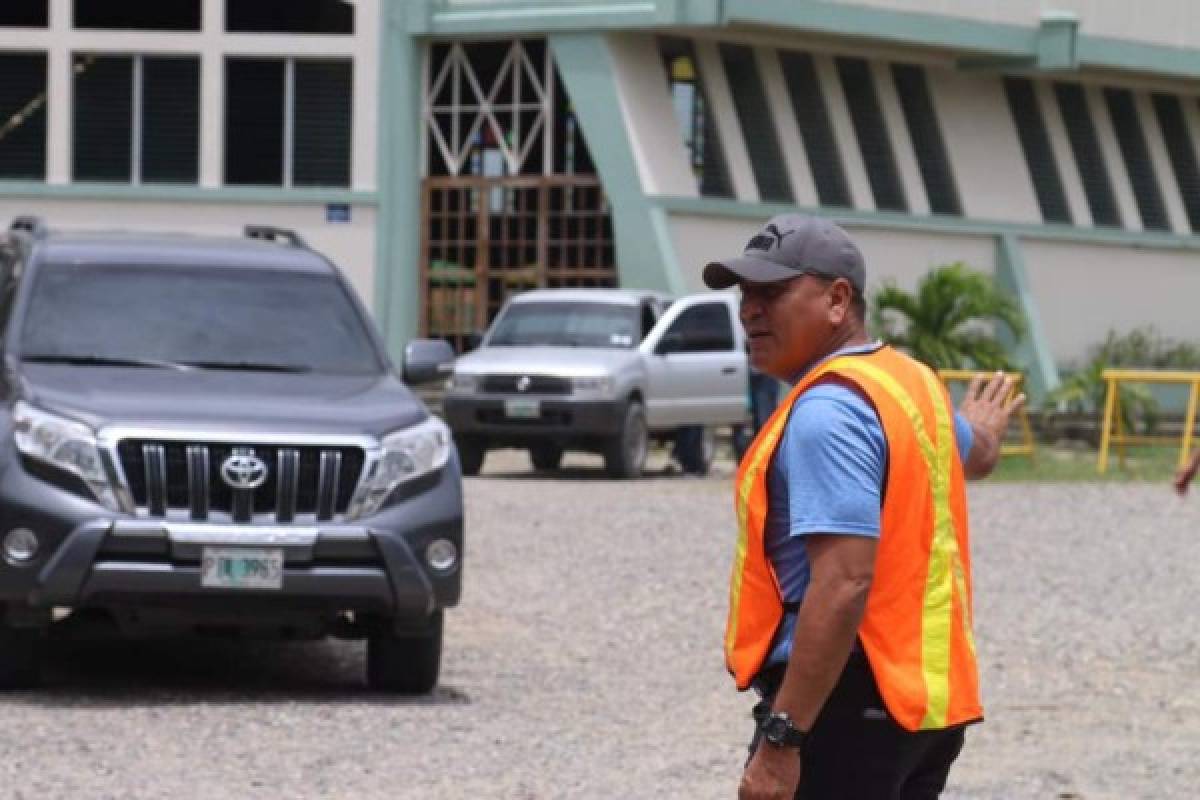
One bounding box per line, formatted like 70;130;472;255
420;175;616;351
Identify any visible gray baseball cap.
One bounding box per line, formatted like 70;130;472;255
702;213;865;291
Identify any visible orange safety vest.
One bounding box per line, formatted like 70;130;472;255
724;345;981;732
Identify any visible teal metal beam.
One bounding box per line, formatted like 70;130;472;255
0;181;376;205
994;235;1060;401
375;0;424;360
549;32;685;294
653;195;1200;253
413;0;720;35
412;0;1200;82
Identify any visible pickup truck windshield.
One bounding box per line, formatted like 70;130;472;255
487;302;640;349
18;263;383;375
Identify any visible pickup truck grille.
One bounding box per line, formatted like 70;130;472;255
480;374;571;395
117;440;365;523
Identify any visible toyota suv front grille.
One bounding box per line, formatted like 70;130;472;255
117;440;365;522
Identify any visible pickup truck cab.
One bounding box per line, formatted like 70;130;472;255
443;288;747;478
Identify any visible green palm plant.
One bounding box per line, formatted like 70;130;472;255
869;262;1025;370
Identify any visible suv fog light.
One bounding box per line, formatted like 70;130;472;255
3;528;39;565
425;539;458;572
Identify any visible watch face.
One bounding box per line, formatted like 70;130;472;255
764;716;787;743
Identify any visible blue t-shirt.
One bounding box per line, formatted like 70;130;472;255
763;342;974;667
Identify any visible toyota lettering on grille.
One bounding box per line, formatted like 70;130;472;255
220;452;268;490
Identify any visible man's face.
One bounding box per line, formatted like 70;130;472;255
738;275;841;379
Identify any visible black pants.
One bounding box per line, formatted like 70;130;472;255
749;653;967;800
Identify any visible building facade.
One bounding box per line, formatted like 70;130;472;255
3;0;1200;397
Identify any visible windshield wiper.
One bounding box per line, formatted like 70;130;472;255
21;354;193;371
182;360;313;374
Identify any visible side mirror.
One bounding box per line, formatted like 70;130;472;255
656;332;684;355
402;339;456;385
462;331;484;353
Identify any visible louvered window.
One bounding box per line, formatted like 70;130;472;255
836;57;906;212
226;0;353;34
659;37;733;198
294;62;353;187
1003;77;1070;224
73;55;199;184
0;1;46;26
0;54;47;180
1054;82;1120;227
891;64;960;216
74;0;200;31
777;51;850;208
1152;94;1200;232
719;43;792;203
226;58;353;188
1103;88;1169;231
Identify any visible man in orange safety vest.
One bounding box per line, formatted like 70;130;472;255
704;214;1024;800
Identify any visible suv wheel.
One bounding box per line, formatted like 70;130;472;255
604;401;648;479
0;623;41;689
529;444;563;471
678;426;717;476
455;435;486;477
367;612;442;694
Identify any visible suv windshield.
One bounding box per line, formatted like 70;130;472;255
18;263;383;374
487;302;640;349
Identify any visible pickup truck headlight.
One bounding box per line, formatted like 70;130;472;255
572;376;614;397
346;415;451;519
12;401;120;511
449;373;479;393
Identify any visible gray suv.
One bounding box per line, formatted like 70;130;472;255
0;218;461;693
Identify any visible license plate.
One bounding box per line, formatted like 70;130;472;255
504;398;541;419
201;547;284;590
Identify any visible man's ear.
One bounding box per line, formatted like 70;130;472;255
828;278;853;325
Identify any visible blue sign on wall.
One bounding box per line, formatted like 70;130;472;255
326;203;352;223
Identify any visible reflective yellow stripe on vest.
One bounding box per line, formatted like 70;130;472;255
833;359;972;729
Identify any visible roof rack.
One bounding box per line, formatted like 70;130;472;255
9;216;47;238
244;225;308;248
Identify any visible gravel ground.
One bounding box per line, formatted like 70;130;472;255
0;447;1196;799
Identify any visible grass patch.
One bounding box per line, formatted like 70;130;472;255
987;444;1183;482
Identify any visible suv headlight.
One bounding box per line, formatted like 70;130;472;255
572;376;614;397
13;401;119;511
346;415;451;519
450;373;479;393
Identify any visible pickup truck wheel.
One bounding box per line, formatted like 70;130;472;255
529;444;563;471
455;435;486;477
678;426;717;476
0;624;41;689
367;611;442;694
604;401;648;479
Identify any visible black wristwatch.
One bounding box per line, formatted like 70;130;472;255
759;711;807;750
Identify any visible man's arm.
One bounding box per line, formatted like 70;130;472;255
958;372;1025;480
1175;449;1200;496
738;534;877;800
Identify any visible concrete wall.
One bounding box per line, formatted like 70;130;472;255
1021;239;1200;365
0;199;380;310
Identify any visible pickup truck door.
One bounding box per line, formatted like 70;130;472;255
640;294;747;428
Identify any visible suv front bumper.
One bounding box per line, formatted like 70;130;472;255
0;459;462;627
443;394;625;438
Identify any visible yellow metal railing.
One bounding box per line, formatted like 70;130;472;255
1097;369;1200;473
937;369;1036;459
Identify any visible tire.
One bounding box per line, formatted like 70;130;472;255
529;444;563;471
367;612;443;694
679;426;716;476
603;401;648;479
0;623;41;690
455;435;486;477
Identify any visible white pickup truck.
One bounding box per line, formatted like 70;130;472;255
442;288;748;478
